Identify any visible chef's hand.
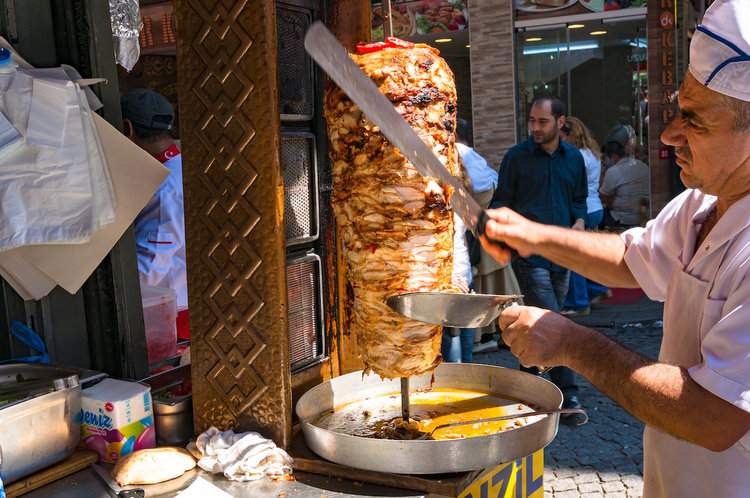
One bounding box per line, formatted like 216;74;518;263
479;208;540;265
499;305;574;368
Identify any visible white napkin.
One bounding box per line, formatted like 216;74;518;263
190;427;293;482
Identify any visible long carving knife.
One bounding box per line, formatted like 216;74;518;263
304;22;505;244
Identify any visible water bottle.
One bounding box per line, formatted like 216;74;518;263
0;47;16;94
0;47;16;74
0;47;20;150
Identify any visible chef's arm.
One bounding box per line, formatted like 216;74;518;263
481;208;638;288
564;324;750;452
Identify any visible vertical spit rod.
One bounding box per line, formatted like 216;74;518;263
400;377;410;422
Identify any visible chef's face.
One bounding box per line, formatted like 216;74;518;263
528;101;564;146
662;73;750;199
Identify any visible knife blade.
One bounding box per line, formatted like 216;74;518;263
92;464;145;498
304;22;505;246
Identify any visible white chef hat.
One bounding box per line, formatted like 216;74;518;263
689;0;750;102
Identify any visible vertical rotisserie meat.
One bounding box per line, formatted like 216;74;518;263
324;41;458;378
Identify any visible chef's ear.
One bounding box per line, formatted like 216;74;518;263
123;118;135;140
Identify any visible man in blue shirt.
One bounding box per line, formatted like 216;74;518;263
491;96;587;425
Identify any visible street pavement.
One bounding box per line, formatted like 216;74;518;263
473;296;664;498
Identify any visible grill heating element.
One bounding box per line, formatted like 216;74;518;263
281;133;319;246
277;4;315;120
286;252;324;370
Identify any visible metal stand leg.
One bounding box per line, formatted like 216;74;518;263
400;377;410;421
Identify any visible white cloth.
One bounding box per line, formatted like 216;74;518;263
135;153;188;308
457;143;497;193
689;0;750;102
621;188;750;498
192;427;293;482
451;214;472;286
600;156;649;226
580;147;603;214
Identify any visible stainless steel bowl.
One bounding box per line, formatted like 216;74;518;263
0;364;82;483
296;363;563;474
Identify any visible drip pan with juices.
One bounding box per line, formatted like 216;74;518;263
296;362;564;474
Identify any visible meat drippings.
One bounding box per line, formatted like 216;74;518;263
313;388;541;441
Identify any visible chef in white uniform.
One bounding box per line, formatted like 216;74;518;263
122;89;188;311
480;1;750;496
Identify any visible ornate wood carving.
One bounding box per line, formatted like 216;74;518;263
175;0;291;447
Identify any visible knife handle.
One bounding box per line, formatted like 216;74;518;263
476;211;517;258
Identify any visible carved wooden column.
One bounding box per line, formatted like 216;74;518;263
175;0;291;447
327;1;372;51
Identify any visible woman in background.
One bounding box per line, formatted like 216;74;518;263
560;117;608;315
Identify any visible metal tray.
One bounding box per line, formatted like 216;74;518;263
296;363;563;474
0;363;82;483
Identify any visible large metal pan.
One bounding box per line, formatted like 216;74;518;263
296;363;563;474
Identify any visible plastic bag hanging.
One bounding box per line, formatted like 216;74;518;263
109;0;142;72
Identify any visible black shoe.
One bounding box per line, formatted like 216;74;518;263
560;394;588;426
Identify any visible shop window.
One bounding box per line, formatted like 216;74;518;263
516;18;648;158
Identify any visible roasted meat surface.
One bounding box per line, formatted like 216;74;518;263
324;44;459;378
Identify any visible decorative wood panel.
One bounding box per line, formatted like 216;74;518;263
469;0;517;169
327;1;372;51
175;0;291;447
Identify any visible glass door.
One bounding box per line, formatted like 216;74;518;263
516;17;647;156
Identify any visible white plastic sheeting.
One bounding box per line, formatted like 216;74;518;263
0;65;116;250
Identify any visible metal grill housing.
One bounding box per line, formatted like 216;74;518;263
277;4;314;120
286;252;324;371
281;132;319;246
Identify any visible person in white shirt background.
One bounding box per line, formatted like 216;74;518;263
122;89;189;334
480;1;750;496
560;116;608;315
442;119;500;363
600;139;650;228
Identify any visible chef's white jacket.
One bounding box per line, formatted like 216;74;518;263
134;153;188;309
621;188;750;498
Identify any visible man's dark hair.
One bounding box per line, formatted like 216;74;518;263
456;118;472;145
603;140;626;158
530;96;566;120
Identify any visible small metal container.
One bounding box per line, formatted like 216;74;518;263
154;395;193;447
142;365;194;447
0;364;82;483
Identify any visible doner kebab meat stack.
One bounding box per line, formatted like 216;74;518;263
324;38;459;378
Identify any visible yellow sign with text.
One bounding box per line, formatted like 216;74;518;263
458;450;544;498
